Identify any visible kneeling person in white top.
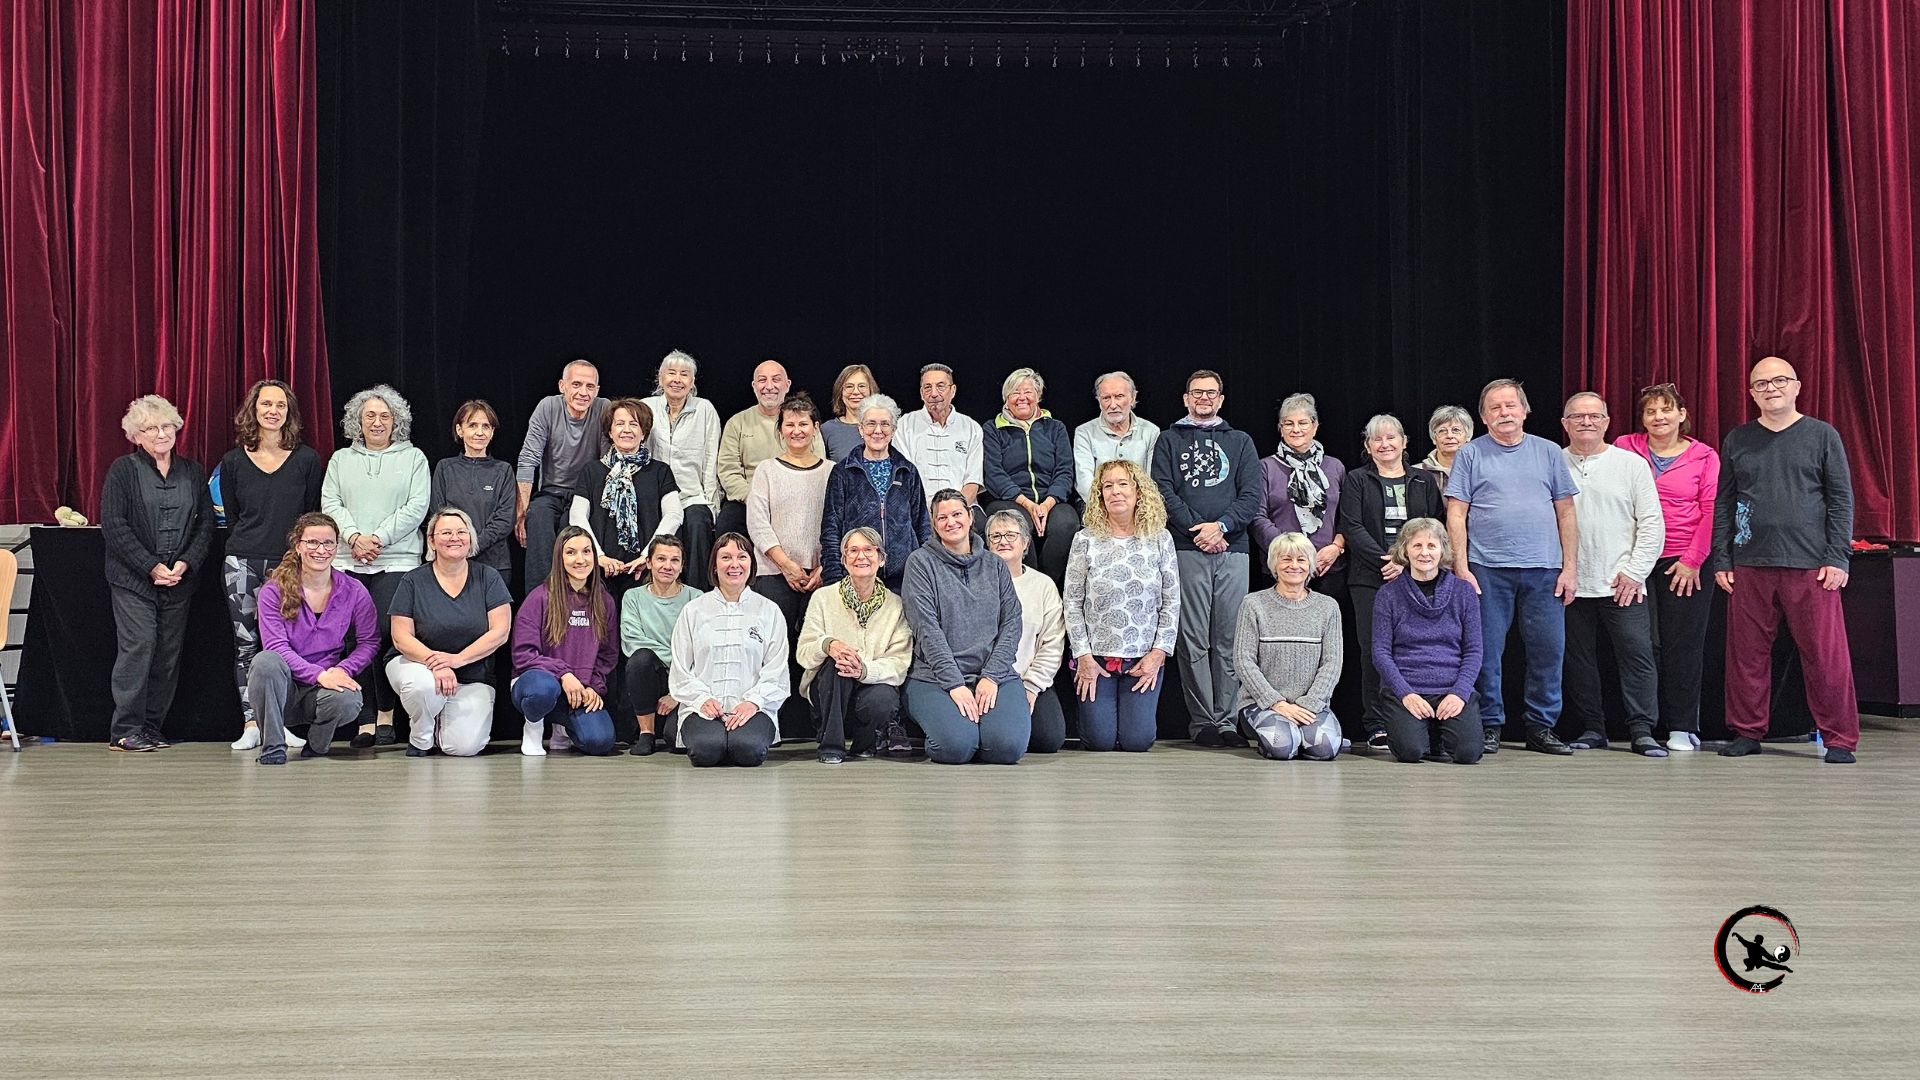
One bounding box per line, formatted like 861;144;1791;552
669;532;791;767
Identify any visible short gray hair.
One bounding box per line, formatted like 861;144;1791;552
1362;413;1406;449
1478;378;1531;415
1001;367;1045;401
1092;371;1137;398
1265;531;1317;575
121;394;185;441
839;526;887;569
1279;393;1319;423
919;363;955;379
341;384;413;443
656;349;699;391
986;509;1030;544
559;358;599;381
1563;391;1608;416
1388;516;1453;569
1428;404;1473;439
858;393;902;427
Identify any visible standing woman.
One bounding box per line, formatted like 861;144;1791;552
641;349;722;588
1252;393;1347;584
1372;518;1484;764
819;394;929;593
796;527;913;763
220;379;324;752
901;490;1031;765
669;533;790;768
571;397;682;601
985;510;1069;754
747;392;831;644
431;400;517;578
1234;533;1345;761
1416;405;1474;485
821;364;877;462
1063;459;1179;753
1337;413;1445;751
248;514;379;764
386;508;514;756
100;395;215;751
1616;383;1720;751
620;535;701;755
322;384;431;747
980;368;1080;583
512;527;620;756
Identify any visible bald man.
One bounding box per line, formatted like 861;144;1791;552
1711;355;1859;763
716;360;824;537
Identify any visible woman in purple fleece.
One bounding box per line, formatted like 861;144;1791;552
512;526;621;756
1371;517;1485;764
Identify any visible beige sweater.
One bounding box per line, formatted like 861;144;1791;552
719;406;826;503
794;584;913;702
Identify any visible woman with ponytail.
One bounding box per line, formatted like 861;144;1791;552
511;527;620;756
246;514;380;764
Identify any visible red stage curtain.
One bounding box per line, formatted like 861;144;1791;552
1565;0;1918;540
0;0;330;523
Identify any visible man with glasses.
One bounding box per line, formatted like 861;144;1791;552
1151;370;1263;747
1558;392;1667;756
516;359;608;586
1712;356;1860;762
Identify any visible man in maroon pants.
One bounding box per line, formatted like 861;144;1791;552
1711;355;1859;763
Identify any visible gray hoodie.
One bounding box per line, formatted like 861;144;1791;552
901;537;1023;690
321;439;432;572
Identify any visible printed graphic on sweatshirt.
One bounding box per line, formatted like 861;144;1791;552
1176;437;1231;490
1733;498;1752;548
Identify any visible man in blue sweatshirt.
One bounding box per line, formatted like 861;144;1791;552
1152;370;1265;746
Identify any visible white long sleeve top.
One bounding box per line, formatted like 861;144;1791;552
893;408;984;505
1008;565;1067;697
1563;444;1665;598
668;586;791;739
641;394;722;509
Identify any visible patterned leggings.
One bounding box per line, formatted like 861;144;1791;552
223;555;273;725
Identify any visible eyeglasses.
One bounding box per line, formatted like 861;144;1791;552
1750;375;1797;392
1640;382;1678;395
987;531;1024;544
860;420;893;431
139;424;178;436
1563;413;1607;423
298;538;339;551
1186;389;1221;399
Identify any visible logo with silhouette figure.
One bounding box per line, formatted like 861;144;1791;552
1715;906;1799;993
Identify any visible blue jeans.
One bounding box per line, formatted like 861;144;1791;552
905;678;1031;765
1470;564;1565;733
511;670;616;755
1075;658;1162;752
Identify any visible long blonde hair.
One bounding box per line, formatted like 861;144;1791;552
1081;459;1167;537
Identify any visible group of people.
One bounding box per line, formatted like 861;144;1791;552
98;350;1862;766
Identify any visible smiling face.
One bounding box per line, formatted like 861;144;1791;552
1367;425;1406;469
1432;418;1470;456
1640;395;1686;442
838;372;871;419
255;386;289;436
456;410;495;456
780;409;816;452
1279;409;1318;453
919;369;954;414
1405;530;1443;579
659;360;695;403
559;363;599;418
1099;464;1138;523
1096;377;1135;427
843;532;882;584
712;539;753;592
987;518;1028;570
860;405;894;456
648;543;683;587
1272;547;1313;590
1184;376;1223;422
1004;378;1040;422
1748;356;1801;418
296;524;338;572
609;406;646;453
561;534;596;588
1479;386;1527;444
1560;394;1609;450
429;514;471;561
752;361;791;412
932;498;973;548
134;419;178;459
359;398;394;449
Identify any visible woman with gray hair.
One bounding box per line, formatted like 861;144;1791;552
1371;517;1483;763
985;509;1068;754
640;349;722;589
321;383;431;747
100;394;215;751
819;393;929;593
1252;393;1347;584
1233;532;1344;760
1416;405;1474;483
981;367;1079;582
794;527;913;763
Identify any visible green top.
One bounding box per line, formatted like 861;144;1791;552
620;583;702;663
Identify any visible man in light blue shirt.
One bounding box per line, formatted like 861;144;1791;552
1072;371;1161;506
1445;378;1580;757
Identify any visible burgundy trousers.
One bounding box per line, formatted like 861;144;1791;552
1723;565;1860;750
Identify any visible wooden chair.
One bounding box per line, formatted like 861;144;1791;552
0;548;22;750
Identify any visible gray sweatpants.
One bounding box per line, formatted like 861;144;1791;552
1175;549;1249;737
246;651;363;757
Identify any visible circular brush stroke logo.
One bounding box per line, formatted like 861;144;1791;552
1715;906;1799;993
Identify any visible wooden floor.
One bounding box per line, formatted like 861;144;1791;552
3;722;1917;1080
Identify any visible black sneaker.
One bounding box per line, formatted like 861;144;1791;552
299;745;327;759
1718;735;1764;757
1567;731;1608;750
144;728;172;748
374;724;397;746
1193;727;1225;748
1421;751;1454;764
405;745;432;758
257;749;287;765
109;733;162;752
1481;728;1502;755
818;749;846;765
1219;728;1250;748
1367;731;1391;753
629;732;657;757
1525;728;1574;755
350;730;376;749
1823;747;1856;764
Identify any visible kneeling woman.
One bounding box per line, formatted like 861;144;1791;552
1234;532;1345;760
512;527;621;756
668;532;790;767
795;527;913;763
386;508;514;756
1372;517;1484;764
901;490;1030;765
249;513;379;763
986;510;1068;754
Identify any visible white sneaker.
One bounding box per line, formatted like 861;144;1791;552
521;721;547;756
230;726;261;751
285;729;307;749
549;725;573;753
1666;731;1700;751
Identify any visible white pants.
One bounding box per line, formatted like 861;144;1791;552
385;657;496;756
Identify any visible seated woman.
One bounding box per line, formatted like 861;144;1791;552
620;535;701;756
1233;532;1344;761
819;394;929;592
795;527;913;764
512;527;620;757
981;367;1080;582
1063;459;1179;753
247;513;378;764
668;532;790;767
572;397;682;599
901;489;1030;765
386;508;514;756
985;510;1068;754
1372;517;1484;764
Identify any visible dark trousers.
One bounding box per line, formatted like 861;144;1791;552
511;670;616;755
523;489;571;590
348;569;404;725
621;649;675;745
982;500;1081;584
1724;565;1860;750
752;573;815;738
1471;564;1565;733
1562;595;1659;740
1647;556;1712;734
904;677;1031;765
680;711;776;767
1027;687;1067;753
1384;691;1484;764
681;504;716;590
714;498;747;539
246;650;362;756
811;666;897;754
1075;658;1162;751
108;582;194;741
1350;583;1387;735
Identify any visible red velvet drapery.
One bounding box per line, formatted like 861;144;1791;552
0;0;330;523
1564;0;1918;540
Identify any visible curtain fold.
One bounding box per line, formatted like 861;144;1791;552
0;0;331;523
1566;0;1918;540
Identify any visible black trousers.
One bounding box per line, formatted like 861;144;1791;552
1647;555;1712;734
714;498;747;540
1563;595;1659;741
523;489;571;591
1384;691;1483;764
752;573;815;739
1028;686;1067;754
348;569;405;725
1350;584;1387;736
621;649;674;745
681;711;776;767
108;582;194;741
811;666;898;753
680;504;716;590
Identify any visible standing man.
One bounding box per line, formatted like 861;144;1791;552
1444;378;1580;756
1073;371;1161;506
1558;392;1667;757
716;359;824;537
516;359;608;586
1713;356;1859;763
1152;369;1263;747
894;363;986;531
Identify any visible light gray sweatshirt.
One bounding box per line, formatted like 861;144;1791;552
901;538;1022;690
321;439;431;572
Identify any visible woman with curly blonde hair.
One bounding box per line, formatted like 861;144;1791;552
1061;459;1180;751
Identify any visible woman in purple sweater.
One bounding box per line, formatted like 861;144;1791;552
1371;517;1484;764
512;526;621;756
247;513;380;765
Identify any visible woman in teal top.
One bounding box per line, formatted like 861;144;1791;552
619;535;702;754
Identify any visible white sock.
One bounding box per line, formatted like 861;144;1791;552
285;728;306;749
521;720;546;756
1666;731;1699;751
230;726;260;751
